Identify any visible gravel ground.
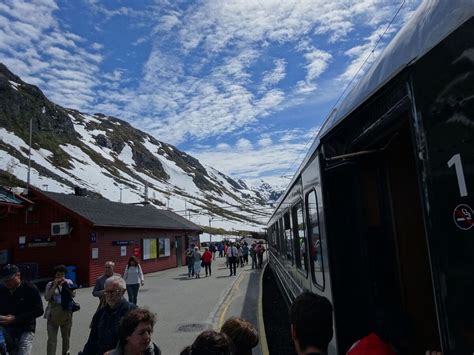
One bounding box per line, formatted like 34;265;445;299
262;266;297;355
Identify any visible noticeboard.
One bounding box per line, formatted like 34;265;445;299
158;238;171;257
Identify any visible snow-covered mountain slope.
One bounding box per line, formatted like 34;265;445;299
0;63;283;231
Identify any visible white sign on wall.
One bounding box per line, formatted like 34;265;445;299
121;246;127;257
91;248;99;259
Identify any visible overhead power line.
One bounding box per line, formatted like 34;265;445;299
279;0;407;181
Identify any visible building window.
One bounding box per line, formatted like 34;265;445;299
284;212;293;263
306;190;324;289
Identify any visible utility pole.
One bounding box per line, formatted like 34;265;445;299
209;217;212;243
119;186;123;203
27;118;32;194
144;182;149;204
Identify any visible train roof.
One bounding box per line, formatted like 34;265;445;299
269;0;474;223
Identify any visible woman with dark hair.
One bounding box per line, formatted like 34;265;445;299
44;264;76;355
123;256;144;305
180;330;235;355
105;308;161;355
221;317;258;355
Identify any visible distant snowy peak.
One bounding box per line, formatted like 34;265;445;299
253;180;286;204
0;63;272;230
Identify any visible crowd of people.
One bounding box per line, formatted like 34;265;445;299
185;240;266;279
0;258;265;355
0;240;267;355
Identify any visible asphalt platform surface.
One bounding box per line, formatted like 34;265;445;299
31;252;267;355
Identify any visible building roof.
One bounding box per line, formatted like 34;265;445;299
40;191;202;232
0;186;32;207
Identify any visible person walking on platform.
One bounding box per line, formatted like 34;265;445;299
242;242;249;265
193;247;202;279
186;245;195;278
236;243;244;267
221;317;259;355
202;247;213;277
224;242;229;267
93;261;120;309
123;256;144;305
250;243;257;269
209;243;217;260
289;291;333;355
0;264;44;355
256;242;266;269
218;242;224;258
44;264;76;355
227;242;238;276
82;276;136;355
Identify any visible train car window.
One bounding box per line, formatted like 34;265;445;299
283;212;293;263
278;217;285;255
292;203;308;275
306;190;324;289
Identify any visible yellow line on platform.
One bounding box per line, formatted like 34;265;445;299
217;271;245;329
258;263;269;355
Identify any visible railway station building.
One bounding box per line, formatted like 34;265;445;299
0;187;202;286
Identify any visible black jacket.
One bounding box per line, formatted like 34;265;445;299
81;298;136;355
0;281;44;337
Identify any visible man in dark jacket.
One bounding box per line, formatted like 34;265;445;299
82;276;136;355
0;264;44;355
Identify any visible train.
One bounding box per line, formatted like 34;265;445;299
266;1;474;354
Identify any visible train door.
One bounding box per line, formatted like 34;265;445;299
322;119;439;353
409;17;474;353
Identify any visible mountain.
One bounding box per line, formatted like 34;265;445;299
0;63;282;231
253;181;285;204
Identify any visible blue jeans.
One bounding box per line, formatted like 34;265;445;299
12;331;34;355
126;284;140;305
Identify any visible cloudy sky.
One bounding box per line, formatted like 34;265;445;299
0;0;421;187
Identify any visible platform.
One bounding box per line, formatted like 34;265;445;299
32;253;268;354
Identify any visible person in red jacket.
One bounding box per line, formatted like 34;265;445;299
202;248;213;277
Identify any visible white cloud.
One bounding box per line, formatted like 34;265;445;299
258;137;272;147
0;0;104;111
236;138;252;150
261;59;286;87
189;128;319;181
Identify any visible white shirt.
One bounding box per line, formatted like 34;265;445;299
123;265;144;285
227;246;238;257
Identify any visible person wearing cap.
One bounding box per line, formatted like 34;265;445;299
0;264;44;355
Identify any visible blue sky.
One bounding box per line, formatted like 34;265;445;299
0;0;421;187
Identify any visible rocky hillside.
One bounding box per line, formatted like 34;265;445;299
0;63;282;230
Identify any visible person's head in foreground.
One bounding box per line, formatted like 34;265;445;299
221;317;258;355
180;330;235;355
289;291;333;355
116;308;156;354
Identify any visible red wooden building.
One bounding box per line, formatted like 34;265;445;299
0;188;202;286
